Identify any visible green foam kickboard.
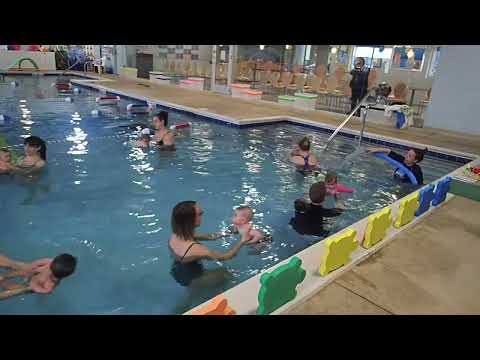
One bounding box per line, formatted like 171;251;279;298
294;92;318;99
257;256;306;315
449;179;480;202
278;95;295;102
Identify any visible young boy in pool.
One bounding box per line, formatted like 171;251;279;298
0;253;77;300
229;206;268;245
289;181;343;237
133;128;152;148
367;146;427;185
0;148;14;174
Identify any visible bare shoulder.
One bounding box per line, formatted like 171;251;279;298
189;243;210;257
35;160;46;169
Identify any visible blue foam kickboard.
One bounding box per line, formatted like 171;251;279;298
415;183;435;216
432;176;451;206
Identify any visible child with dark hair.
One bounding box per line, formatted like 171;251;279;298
289;181;343;237
0;253;77;300
289;136;319;175
367;146;427;184
152;111;175;151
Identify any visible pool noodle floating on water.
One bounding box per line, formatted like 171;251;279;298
373;152;418;185
127;103;151;113
170;122;192;130
335;183;354;193
96;96;120;106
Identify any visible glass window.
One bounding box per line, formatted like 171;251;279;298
391;46;426;71
351;46;393;69
427;47;441;78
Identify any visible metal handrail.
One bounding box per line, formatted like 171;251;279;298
56;59;82;81
323;88;377;151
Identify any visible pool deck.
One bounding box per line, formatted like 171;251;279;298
75;72;480;155
10;70;480;314
288;196;480;315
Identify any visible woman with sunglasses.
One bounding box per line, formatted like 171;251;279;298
169;201;251;287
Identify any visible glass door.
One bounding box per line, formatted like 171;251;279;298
211;45;231;94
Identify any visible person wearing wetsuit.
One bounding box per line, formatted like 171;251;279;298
367;146;427;185
289;181;343;237
349;57;370;117
152;111;176;151
168;201;251;287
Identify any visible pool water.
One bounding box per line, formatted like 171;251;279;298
0;76;460;314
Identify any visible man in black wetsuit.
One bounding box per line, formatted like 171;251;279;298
349;57;370;117
289;181;343;237
367;146;427;185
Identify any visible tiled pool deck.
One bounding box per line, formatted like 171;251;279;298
6;70;480;314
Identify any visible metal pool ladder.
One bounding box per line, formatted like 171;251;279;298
322;88;378;152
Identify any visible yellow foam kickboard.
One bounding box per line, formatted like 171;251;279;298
319;228;358;277
394;192;420;228
363;207;393;249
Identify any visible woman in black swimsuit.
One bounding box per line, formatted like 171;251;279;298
169;201;251;287
152;111;176;151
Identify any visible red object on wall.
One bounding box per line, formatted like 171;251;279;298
28;45;41;51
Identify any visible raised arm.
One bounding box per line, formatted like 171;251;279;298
0;254;26;270
366;147;391;154
194;226;237;241
194;232;225;241
195;225;251;261
0;270;28;280
0;286;32;300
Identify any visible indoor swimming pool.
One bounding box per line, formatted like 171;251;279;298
0;75;463;314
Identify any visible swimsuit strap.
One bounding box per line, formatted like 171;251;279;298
157;130;172;145
17;158;40;169
180;241;199;262
303;155;310;170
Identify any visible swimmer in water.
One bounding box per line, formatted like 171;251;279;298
325;171;347;210
152;111;175;151
289;136;319;175
0;148;14;174
227;206;270;245
168;201;251;287
289;181;343;237
9;136;47;174
0;253;77;300
133;128;152;148
367;146;426;185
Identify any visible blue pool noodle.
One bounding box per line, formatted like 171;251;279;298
373;152;418;185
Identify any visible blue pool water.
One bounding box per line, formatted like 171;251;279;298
0;76;460;314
